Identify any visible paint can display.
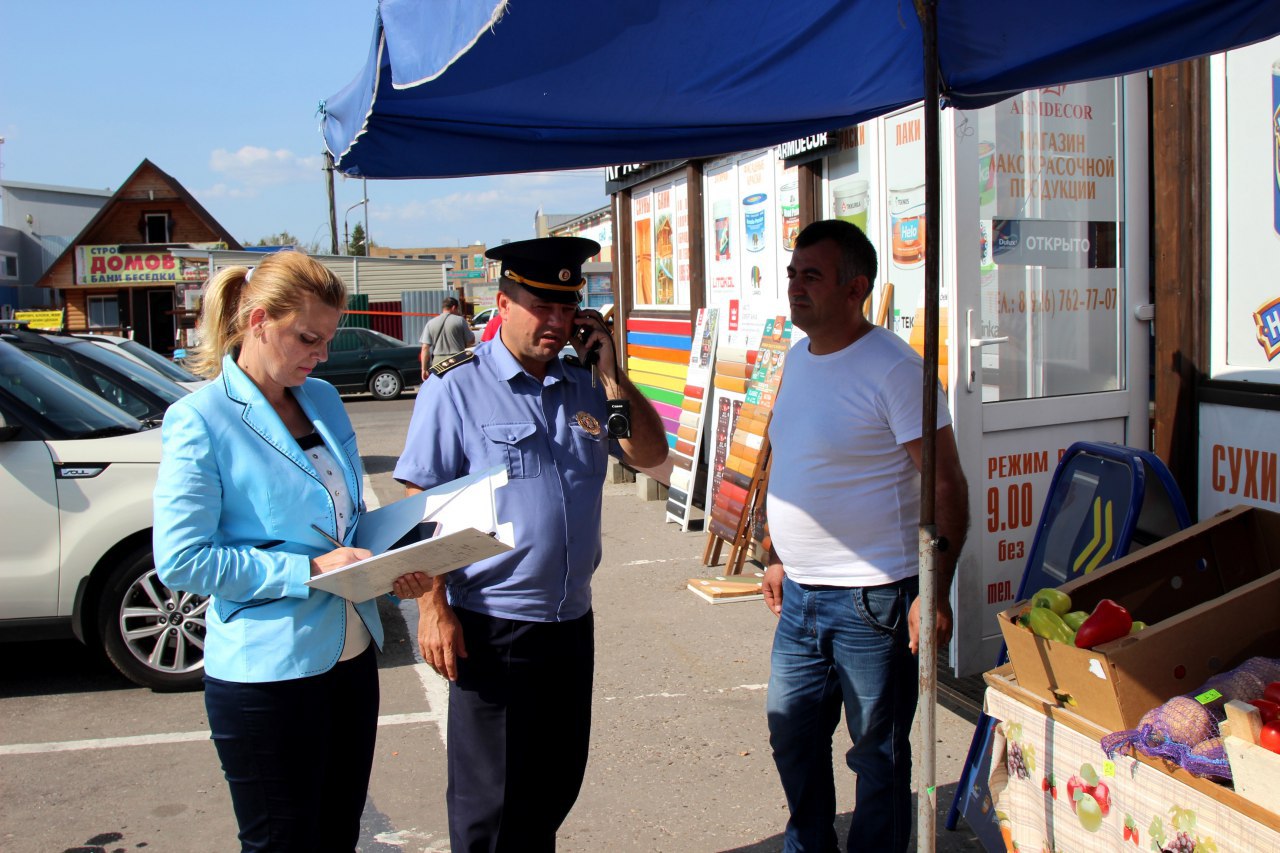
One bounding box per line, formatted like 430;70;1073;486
713;199;732;261
890;183;926;268
780;182;800;251
833;178;870;232
743;193;767;252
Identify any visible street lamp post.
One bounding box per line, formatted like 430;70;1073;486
344;198;369;255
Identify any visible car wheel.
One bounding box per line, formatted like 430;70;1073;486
369;368;404;400
98;546;207;691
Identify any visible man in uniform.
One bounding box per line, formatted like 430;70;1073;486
394;236;667;851
419;296;475;378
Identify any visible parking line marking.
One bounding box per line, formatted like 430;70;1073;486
0;712;444;757
0;730;212;755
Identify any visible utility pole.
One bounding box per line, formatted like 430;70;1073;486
362;176;370;253
324;152;339;255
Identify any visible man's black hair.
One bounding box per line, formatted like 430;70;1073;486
793;219;878;289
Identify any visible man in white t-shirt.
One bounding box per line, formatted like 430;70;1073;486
763;219;969;853
419;296;475;378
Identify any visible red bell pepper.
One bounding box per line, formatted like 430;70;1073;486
1073;599;1133;649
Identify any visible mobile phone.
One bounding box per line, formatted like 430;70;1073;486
389;521;441;551
574;323;601;367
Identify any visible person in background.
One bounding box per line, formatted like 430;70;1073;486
762;220;969;852
420;296;474;378
480;309;503;342
394;236;667;851
153;251;429;852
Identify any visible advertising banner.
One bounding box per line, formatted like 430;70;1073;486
75;245;223;286
1220;36;1280;375
1198;402;1280;516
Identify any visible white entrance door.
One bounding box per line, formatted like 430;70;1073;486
947;75;1152;676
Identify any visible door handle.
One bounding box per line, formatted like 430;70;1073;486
965;308;1008;393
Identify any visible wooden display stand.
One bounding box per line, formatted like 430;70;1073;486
665;308;719;531
701;316;790;575
701;439;770;575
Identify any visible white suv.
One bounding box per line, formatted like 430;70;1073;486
0;341;206;691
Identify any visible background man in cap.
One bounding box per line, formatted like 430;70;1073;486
419;295;474;379
394;236;667;851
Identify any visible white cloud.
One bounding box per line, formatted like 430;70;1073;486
208;146;324;188
198;182;260;200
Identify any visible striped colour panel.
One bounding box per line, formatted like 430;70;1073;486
627;344;690;364
635;384;685;406
652;401;683;423
627;331;692;351
626;317;697;461
629;318;693;337
630;370;685;394
627;357;687;379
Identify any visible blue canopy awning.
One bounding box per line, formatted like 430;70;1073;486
320;0;1280;179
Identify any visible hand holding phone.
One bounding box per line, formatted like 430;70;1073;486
575;323;602;367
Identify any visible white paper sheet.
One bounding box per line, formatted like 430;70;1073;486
306;527;511;603
354;465;512;554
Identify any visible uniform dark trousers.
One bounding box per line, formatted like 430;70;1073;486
204;645;380;853
447;607;595;853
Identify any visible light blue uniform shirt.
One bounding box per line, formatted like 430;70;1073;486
394;338;614;621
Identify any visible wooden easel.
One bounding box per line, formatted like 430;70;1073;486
702;430;771;574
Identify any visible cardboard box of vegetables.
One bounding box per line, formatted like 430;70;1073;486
998;505;1280;733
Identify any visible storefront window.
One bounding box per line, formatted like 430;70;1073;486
975;80;1126;401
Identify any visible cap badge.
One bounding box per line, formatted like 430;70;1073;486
575;412;601;435
558;268;571;281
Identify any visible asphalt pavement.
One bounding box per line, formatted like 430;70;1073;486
0;394;985;852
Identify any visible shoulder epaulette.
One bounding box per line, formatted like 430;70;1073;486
429;350;476;378
561;354;590;370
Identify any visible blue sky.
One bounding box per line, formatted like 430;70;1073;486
0;1;608;251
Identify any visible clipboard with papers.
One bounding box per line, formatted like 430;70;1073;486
305;466;514;603
305;526;511;602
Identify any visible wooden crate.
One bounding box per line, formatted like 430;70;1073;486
1223;700;1280;815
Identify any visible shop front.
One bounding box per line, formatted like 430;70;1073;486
609;75;1152;678
62;244;216;354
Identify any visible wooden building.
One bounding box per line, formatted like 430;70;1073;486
35;159;239;354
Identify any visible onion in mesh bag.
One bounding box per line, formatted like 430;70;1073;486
1201;669;1265;703
1233;656;1280;689
1142;696;1215;748
1190;736;1226;762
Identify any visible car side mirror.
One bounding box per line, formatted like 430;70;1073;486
0;411;20;442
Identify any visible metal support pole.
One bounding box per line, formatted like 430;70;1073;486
916;0;942;850
325;152;339;256
362;177;370;252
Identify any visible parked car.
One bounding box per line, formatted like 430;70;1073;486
310;326;422;400
0;326;188;424
470;306;497;332
0;340;207;690
73;332;210;392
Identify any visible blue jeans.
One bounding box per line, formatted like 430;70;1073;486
766;575;918;853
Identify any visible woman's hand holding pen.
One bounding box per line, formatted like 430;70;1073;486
306;522;432;596
309;546;373;578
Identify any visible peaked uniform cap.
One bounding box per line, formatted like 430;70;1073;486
486;236;600;304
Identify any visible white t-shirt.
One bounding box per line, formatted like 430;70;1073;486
766;326;950;586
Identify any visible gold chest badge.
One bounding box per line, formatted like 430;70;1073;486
575;412;601;435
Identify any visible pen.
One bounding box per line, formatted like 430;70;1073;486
310;523;344;549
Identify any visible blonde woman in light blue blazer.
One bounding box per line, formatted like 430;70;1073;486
154;251;428;853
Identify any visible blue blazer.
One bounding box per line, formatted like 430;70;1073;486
154;355;383;682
